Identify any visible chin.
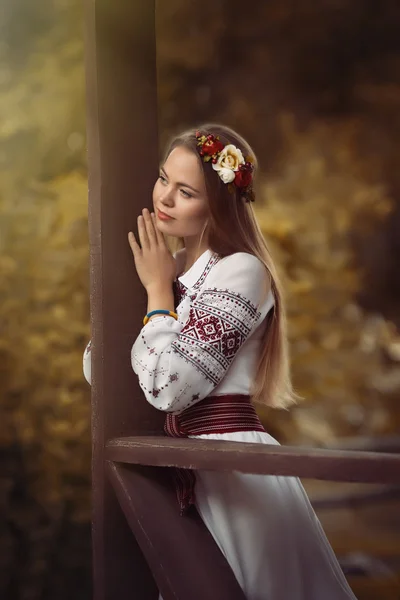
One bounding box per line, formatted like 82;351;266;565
156;220;179;234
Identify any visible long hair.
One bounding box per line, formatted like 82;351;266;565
162;123;301;409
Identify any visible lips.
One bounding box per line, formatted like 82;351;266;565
157;208;174;219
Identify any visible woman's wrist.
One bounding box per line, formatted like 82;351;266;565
146;282;175;322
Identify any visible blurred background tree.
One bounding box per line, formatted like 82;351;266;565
0;0;399;598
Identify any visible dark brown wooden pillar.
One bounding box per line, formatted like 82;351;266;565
83;1;163;598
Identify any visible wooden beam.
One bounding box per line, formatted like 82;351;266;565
322;434;400;453
107;462;247;600
309;484;400;510
106;437;400;485
83;1;163;598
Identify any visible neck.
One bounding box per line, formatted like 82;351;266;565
182;235;210;273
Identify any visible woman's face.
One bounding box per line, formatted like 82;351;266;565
152;146;209;238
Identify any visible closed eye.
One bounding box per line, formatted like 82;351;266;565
159;174;192;198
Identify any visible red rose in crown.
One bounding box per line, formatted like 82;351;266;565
234;162;254;189
195;132;224;159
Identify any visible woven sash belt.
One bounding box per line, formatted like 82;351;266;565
164;394;265;515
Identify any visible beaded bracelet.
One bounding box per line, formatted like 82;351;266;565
143;309;178;326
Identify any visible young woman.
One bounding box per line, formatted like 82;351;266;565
83;124;357;599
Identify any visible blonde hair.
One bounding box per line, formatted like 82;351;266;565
162;123;301;409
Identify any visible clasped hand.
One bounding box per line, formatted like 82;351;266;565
128;208;176;291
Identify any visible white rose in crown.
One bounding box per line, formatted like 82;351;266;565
212;144;245;183
218;167;236;183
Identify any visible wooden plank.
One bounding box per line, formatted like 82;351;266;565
107;462;246;600
347;578;400;600
310;484;400;509
106;437;400;484
331;534;400;558
323;435;400;453
83;1;163;598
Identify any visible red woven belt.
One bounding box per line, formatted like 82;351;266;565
164;394;265;515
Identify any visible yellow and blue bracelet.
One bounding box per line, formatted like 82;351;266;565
143;309;178;326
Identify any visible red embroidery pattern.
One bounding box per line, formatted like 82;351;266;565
171;287;261;385
173;280;188;306
174;252;222;307
133;351;182;401
192;253;221;290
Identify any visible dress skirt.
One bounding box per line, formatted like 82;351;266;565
159;429;358;600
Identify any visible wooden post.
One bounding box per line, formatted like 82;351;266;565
83;1;162;598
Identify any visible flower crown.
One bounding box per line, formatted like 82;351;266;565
195;131;255;202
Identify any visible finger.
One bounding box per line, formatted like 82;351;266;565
137;215;149;250
151;212;165;245
143;208;157;245
128;231;141;255
151;211;169;249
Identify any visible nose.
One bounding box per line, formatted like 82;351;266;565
159;188;174;207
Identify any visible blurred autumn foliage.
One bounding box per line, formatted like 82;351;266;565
1;0;400;598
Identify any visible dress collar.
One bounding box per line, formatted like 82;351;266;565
176;248;220;291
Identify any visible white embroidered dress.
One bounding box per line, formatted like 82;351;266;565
83;249;357;600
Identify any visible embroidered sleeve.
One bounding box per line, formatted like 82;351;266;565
131;253;270;413
82;250;183;387
83;340;92;385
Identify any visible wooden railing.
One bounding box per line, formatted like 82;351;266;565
105;436;400;599
106;436;400;483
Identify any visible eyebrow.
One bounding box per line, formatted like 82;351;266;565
160;166;201;194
